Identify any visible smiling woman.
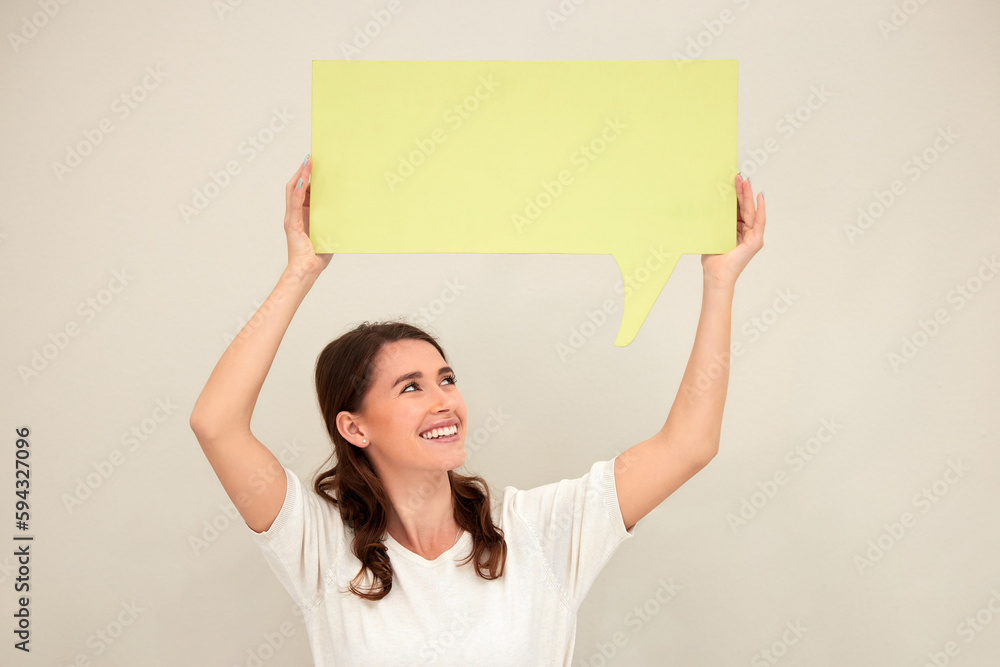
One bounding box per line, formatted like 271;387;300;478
313;323;506;589
242;317;637;665
189;155;766;665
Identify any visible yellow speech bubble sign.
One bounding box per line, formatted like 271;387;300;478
310;60;737;346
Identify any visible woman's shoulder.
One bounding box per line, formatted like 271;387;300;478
251;463;348;542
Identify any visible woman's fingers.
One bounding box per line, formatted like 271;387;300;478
296;155;312;206
299;160;312;231
285;165;302;210
292;158;310;214
735;173;747;223
754;191;766;244
739;177;756;227
734;173;765;249
285;155;310;212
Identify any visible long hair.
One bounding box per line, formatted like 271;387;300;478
312;320;507;601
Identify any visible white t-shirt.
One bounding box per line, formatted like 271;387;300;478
248;457;636;666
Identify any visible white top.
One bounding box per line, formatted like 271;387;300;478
248;457;636;666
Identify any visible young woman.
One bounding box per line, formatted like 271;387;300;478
190;155;765;665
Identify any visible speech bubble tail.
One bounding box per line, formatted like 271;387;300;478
612;249;682;347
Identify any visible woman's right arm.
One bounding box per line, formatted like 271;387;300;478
189;155;332;533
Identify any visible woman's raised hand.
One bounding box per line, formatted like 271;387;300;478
284;154;333;277
701;173;766;287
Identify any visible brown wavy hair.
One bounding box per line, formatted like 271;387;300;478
312;320;507;601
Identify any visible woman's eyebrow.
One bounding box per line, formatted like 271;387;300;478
391;366;454;389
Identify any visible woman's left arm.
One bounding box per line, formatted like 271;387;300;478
615;175;766;532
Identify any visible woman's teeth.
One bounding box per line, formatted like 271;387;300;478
420;425;458;439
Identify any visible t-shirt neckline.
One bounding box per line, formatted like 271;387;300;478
383;530;471;567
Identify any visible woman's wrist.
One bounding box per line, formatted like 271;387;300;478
703;272;737;296
283;261;322;290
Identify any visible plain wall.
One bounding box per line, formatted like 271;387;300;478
1;0;998;665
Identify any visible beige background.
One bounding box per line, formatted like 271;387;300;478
2;0;998;665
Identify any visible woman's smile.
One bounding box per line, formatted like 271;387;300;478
421;431;460;443
419;424;461;443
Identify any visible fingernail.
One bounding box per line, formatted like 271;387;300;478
761;191;765;201
297;177;303;188
748;177;752;186
303;154;309;167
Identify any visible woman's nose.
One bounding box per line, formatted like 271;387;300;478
432;385;459;409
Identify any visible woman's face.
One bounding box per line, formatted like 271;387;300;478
343;338;467;475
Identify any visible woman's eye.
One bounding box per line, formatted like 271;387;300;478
402;375;457;393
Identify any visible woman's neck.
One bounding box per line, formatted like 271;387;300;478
382;469;460;558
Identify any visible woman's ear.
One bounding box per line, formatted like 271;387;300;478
336;410;369;448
